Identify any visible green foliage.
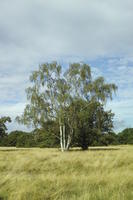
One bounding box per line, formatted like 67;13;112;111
70;100;115;149
0;131;36;147
16;132;36;148
0;120;60;148
16;62;117;151
118;128;133;144
33;121;60;148
91;132;119;146
34;130;59;148
0;117;11;138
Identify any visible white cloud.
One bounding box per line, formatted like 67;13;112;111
0;103;26;117
0;103;29;132
0;0;133;132
104;57;133;131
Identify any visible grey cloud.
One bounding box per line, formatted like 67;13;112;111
0;0;133;131
1;0;133;58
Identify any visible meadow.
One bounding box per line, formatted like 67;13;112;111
0;146;133;200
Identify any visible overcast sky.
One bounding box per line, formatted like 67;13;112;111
0;0;133;132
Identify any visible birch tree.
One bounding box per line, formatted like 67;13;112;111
16;62;117;151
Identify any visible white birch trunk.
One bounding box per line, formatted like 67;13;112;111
60;125;64;152
63;125;66;150
66;128;73;150
66;134;71;150
60;123;72;152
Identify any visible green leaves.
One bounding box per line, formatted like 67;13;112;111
17;62;117;127
0;116;11;138
16;61;117;150
89;77;117;103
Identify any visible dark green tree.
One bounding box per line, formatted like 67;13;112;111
68;100;115;149
0;116;11;138
33;120;60;147
118;128;133;144
4;130;35;147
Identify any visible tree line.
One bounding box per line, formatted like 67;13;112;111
0;118;133;148
1;62;132;150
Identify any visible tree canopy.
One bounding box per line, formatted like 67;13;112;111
16;62;117;151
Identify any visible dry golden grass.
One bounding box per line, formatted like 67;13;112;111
0;146;133;200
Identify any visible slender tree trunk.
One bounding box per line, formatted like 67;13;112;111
66;134;71;150
59;122;72;152
63;125;66;150
66;129;73;150
60;125;64;152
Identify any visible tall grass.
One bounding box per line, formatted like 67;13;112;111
0;146;133;200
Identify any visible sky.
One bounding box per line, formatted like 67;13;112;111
0;0;133;133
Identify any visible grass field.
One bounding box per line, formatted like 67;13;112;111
0;146;133;200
